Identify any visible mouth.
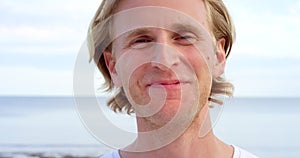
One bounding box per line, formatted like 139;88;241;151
146;80;189;89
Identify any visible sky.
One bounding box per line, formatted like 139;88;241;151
0;0;300;97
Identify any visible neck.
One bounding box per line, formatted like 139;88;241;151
120;104;234;158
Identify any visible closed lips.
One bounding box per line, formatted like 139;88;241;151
146;80;189;87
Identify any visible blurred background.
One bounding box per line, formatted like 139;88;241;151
0;0;299;157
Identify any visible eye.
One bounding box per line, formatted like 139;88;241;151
130;36;153;49
174;32;198;45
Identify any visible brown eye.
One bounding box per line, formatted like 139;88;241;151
134;38;152;43
130;37;153;49
174;33;198;46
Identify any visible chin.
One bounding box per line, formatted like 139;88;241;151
144;100;196;129
143;102;177;127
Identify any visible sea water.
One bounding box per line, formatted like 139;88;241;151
0;97;299;157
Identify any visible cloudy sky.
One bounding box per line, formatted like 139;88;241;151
1;0;300;97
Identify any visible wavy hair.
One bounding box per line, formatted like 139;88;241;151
87;0;236;114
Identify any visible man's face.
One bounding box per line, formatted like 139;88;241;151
105;0;225;129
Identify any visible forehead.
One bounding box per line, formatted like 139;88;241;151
110;0;210;41
114;0;208;28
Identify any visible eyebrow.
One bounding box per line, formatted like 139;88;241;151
123;23;205;40
124;28;152;40
170;23;204;35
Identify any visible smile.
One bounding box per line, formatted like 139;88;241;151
146;80;189;89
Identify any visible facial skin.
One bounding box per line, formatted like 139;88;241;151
104;0;226;132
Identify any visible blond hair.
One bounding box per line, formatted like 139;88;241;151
88;0;235;114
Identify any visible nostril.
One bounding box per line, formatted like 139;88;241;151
150;61;171;71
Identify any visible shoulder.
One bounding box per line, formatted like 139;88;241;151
100;150;121;158
232;145;259;158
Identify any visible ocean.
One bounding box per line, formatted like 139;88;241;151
0;96;299;158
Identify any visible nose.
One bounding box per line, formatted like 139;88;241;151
150;43;180;71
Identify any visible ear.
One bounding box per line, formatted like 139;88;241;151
103;51;122;87
212;38;226;78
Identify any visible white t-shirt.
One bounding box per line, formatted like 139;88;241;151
100;145;258;158
100;150;120;158
232;145;258;158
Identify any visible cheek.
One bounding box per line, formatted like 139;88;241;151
121;64;150;105
181;47;213;77
181;48;213;98
115;54;147;87
127;67;144;89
